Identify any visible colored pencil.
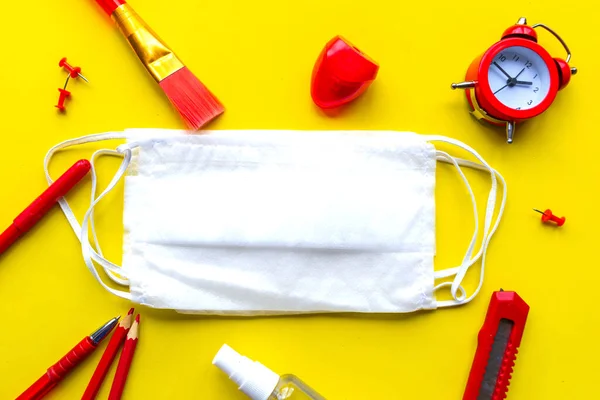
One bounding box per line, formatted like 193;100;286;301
108;314;140;400
82;308;135;400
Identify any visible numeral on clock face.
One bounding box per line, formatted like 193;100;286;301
487;46;551;111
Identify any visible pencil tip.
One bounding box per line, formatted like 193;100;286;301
135;314;140;323
128;308;135;315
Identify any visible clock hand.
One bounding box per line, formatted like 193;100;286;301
493;62;513;79
514;68;526;79
507;68;528;87
494;84;508;95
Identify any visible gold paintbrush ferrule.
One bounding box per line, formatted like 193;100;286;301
112;4;184;82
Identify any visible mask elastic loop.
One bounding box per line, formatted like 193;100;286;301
45;137;129;280
433;281;467;303
431;150;477;304
44;132;133;299
80;149;133;299
435;150;480;272
44;133;126;236
86;149;130;285
424;135;506;307
446;157;505;303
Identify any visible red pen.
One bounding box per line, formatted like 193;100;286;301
16;316;120;400
0;159;91;256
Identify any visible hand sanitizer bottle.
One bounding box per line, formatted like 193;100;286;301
213;344;326;400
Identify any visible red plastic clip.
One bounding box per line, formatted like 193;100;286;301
534;208;565;226
311;36;379;109
463;290;530;400
55;88;71;112
59;57;89;82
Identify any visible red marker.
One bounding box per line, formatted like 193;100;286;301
0;159;91;256
462;290;530;400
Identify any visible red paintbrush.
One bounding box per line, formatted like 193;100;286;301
82;308;135;400
94;0;224;130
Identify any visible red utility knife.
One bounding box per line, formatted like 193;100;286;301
463;290;530;400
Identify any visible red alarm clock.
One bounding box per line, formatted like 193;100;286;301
451;17;577;143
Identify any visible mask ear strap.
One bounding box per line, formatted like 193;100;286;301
80;149;133;300
434;151;480;280
44;132;133;300
423;135;507;307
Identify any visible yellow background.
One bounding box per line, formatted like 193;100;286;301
0;0;598;398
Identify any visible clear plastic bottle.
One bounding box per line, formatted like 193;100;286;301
213;344;326;400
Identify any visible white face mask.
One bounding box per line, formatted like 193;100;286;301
45;129;505;315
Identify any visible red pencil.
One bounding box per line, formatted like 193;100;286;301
16;316;119;400
82;308;135;400
108;314;140;400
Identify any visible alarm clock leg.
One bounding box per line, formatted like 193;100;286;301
506;121;516;144
451;81;477;90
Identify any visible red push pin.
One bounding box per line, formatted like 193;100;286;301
55;76;71;112
59;57;89;83
534;208;565;226
55;88;71;112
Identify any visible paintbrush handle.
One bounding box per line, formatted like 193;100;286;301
96;0;126;15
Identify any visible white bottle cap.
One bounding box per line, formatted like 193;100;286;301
213;344;280;400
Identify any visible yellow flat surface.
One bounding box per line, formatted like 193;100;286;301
0;1;598;399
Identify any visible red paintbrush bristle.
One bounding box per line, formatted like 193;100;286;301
159;67;225;130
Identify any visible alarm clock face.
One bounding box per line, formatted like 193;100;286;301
487;46;551;111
